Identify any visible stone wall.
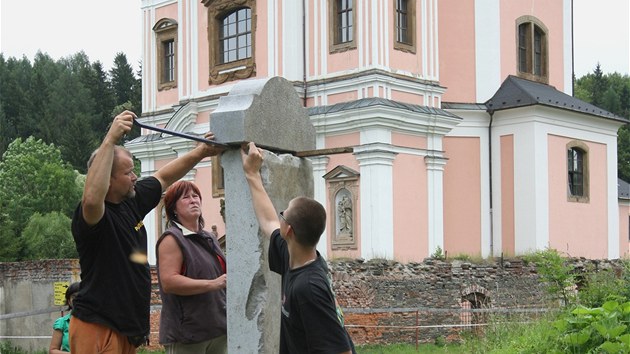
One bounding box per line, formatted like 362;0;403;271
2;257;626;351
0;260;80;352
328;257;548;345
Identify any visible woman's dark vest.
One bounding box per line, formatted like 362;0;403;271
156;225;227;344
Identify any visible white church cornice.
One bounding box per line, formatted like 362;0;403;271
310;98;461;136
306;69;447;100
424;155;448;171
353;144;398;166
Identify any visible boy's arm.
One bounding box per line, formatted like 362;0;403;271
241;142;280;237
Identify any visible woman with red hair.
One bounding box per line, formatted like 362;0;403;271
156;180;227;354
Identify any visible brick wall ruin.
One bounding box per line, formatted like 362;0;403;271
2;257;625;350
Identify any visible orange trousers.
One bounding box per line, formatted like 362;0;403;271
69;315;137;354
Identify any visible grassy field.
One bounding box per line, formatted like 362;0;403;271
137;343;463;354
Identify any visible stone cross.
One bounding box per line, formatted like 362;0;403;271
210;76;316;353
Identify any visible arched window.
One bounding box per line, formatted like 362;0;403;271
567;141;589;202
153;18;178;91
203;0;256;85
516;16;548;83
568;148;584;196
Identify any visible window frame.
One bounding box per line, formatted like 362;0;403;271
153;18;178;91
218;8;252;65
394;0;416;53
567;141;589;203
516;16;548;84
329;0;357;53
203;0;256;85
211;155;224;198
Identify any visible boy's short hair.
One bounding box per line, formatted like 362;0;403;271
287;197;326;247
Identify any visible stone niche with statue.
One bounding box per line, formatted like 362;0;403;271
324;165;359;250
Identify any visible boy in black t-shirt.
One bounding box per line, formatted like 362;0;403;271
242;142;356;354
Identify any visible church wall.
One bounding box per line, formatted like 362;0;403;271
548;135;609;258
443;136;483;256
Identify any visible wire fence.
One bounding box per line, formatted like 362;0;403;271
341;306;553;348
1;305;555;348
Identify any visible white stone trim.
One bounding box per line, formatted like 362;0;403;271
355;147;396;259
562;0;573;95
282;0;303;81
425;154;447;254
268;0;278;76
310;156;330;258
474;0;501;102
190;0;199;99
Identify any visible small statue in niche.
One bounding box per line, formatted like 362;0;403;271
337;195;352;234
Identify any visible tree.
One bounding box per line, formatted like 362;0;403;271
621;85;630;119
22;212;77;260
110;52;141;142
47;53;101;171
618;126;630;181
0;212;20;261
110;52;138;110
29;52;61;144
89;61;117;140
0;137;81;260
603;86;621;115
575;68;630;181
0;56;34;155
590;63;607;107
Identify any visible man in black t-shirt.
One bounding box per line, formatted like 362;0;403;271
242;142;356;354
70;111;224;354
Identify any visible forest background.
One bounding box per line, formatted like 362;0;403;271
0;51;628;261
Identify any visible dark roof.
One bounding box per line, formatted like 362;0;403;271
308;97;460;119
619;178;630;200
486;75;627;122
441;102;488;110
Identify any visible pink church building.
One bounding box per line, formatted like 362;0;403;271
128;0;629;264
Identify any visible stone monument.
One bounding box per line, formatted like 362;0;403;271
210;76;316;353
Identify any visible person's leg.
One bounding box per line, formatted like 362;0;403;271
164;336;227;354
164;341;208;354
69;315;136;354
205;335;227;354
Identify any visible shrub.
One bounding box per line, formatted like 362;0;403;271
21;212;77;259
522;249;575;305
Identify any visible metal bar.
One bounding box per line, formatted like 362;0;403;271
294;146;354;157
0;307;60;320
133;119;231;148
133;119;354;157
415;310;419;351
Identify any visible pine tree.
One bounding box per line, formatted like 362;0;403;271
590;63;607;107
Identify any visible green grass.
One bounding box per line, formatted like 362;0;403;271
138;343;464;354
357;343;464;353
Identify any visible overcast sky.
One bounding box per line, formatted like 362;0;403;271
1;0;628;77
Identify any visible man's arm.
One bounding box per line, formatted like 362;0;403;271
241;142;280;237
81;111;134;226
154;132;224;191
